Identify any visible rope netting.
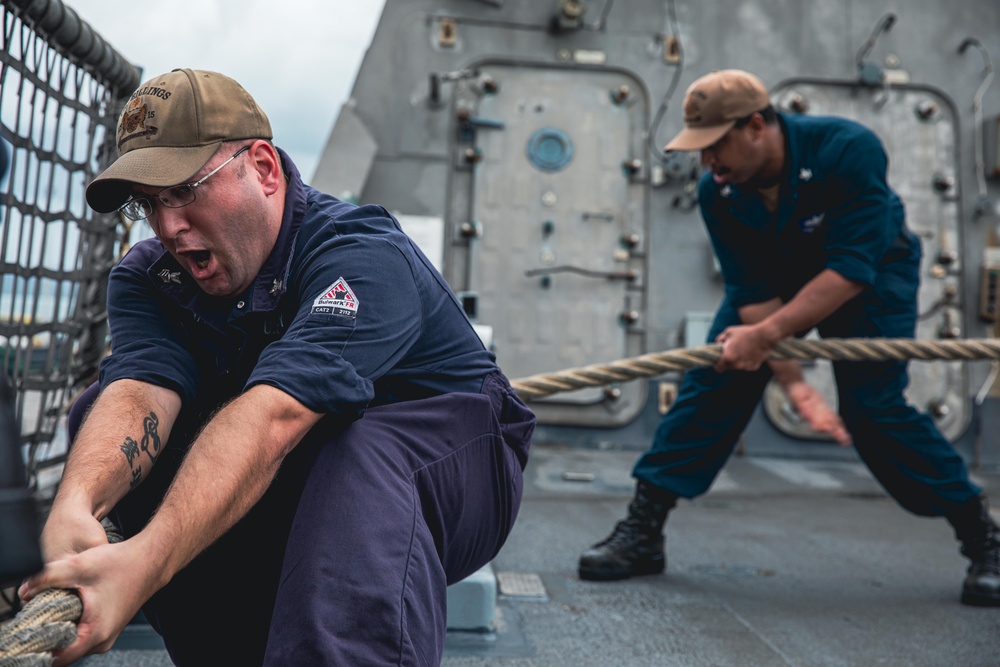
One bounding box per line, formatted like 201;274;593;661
0;0;138;507
0;2;139;663
3;336;1000;662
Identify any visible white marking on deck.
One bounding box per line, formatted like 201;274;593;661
708;470;738;492
752;459;844;489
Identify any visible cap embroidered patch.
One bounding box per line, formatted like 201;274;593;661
312;277;359;318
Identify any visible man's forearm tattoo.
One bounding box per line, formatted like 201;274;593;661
120;411;162;489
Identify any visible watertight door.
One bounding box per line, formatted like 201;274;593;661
454;63;649;427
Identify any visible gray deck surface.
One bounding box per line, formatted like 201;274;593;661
76;443;1000;667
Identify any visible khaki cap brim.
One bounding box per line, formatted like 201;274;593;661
663;121;735;152
85;142;222;213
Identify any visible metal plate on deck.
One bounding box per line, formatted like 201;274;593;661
496;571;548;599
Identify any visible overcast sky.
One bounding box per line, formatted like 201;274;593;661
66;0;387;184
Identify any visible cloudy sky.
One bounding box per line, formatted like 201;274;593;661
66;0;387;184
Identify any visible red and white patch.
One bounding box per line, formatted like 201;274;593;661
311;277;359;318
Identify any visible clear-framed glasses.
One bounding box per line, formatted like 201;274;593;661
119;145;250;221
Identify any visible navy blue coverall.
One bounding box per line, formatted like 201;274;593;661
632;112;980;517
69;149;535;666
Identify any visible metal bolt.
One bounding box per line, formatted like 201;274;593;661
932;173;955;193
622;158;642;175
937;249;958;266
938;323;961;339
612;85;630;104
562;0;586;19
787;93;809;114
619;310;639;324
620;233;640;248
664;35;681;64
915;99;938;120
438;18;457;47
928;400;951;419
464;147;482;164
603;386;622;400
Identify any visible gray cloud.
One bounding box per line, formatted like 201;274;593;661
67;0;385;183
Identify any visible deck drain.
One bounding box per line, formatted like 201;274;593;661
496;572;548;599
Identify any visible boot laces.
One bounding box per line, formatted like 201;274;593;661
597;517;655;550
966;536;1000;575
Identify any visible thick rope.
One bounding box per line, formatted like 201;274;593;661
509;337;1000;400
0;590;80;666
0;522;122;666
4;337;1000;657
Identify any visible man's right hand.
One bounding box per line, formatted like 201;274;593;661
18;536;158;667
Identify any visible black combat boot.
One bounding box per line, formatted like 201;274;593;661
578;481;677;581
947;495;1000;606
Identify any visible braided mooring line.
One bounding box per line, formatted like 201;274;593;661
4;337;999;658
0;523;123;665
0;589;81;666
509;337;1000;400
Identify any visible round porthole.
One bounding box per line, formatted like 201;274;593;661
527;128;574;172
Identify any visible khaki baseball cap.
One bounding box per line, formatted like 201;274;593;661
86;68;272;213
664;69;770;152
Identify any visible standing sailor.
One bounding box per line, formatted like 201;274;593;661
578;69;1000;608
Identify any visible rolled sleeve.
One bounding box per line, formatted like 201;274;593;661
99;243;199;401
253;339;373;417
822;135;898;288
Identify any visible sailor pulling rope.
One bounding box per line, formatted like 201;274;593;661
3;336;1000;665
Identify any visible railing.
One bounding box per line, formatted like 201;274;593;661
0;0;139;501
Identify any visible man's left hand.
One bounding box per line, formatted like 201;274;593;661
784;380;852;446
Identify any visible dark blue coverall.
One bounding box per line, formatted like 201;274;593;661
632;112;980;517
69;149;535;666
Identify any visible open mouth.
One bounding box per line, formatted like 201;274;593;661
188;250;211;270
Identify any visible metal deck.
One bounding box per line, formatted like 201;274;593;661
77;443;1000;667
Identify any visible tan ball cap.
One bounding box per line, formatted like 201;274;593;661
664;69;770;152
86;68;272;213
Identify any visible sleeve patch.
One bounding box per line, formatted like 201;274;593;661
312;277;359;318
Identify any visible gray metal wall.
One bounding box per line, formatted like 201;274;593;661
313;0;1000;465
